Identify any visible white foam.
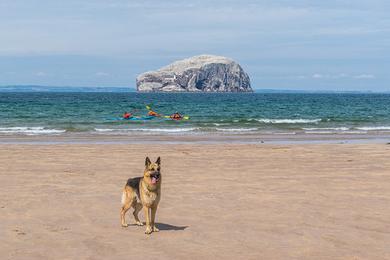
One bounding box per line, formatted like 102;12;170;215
216;128;258;132
343;131;368;134
305;130;367;134
95;128;116;132
255;119;321;124
303;127;349;131
0;127;65;135
95;128;197;133
273;132;297;135
356;126;390;131
305;131;334;134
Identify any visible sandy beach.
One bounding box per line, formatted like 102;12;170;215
1;142;390;259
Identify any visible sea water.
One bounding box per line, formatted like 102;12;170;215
1;92;390;136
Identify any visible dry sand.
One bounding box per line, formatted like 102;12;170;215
1;143;390;259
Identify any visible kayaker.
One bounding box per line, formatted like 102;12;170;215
148;110;160;117
123;112;132;119
170;112;183;120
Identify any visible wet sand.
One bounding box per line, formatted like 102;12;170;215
1;143;390;259
1;132;390;145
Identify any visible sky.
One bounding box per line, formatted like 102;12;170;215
0;0;389;91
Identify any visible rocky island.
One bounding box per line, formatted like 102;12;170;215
136;55;252;92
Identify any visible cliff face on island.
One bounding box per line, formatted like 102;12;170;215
136;55;252;92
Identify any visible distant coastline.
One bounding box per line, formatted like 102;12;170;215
0;85;388;94
0;85;136;93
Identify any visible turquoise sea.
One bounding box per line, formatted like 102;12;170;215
1;92;390;136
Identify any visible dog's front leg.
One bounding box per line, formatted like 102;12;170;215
151;206;159;232
144;206;152;234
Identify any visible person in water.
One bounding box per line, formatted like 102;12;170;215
123;111;132;119
148;110;160;117
170;112;183;120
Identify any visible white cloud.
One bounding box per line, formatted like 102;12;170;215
95;72;109;77
35;71;47;77
312;73;323;78
292;73;375;80
354;74;375;79
315;27;389;36
334;73;348;78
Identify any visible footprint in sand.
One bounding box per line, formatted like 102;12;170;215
13;229;26;236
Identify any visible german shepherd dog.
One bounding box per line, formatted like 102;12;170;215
120;157;161;234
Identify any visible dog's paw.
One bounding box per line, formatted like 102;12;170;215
152;226;159;232
121;223;129;228
136;221;144;226
145;226;153;234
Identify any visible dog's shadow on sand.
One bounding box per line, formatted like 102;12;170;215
126;223;188;231
156;223;188;231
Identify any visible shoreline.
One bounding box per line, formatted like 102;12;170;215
0;132;390;145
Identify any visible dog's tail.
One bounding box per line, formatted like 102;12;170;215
121;190;126;205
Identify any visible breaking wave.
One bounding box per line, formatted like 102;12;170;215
254;118;321;124
0;127;65;135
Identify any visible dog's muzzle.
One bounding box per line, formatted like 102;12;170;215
150;172;160;184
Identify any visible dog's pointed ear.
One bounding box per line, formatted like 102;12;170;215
156;157;161;165
145;157;151;167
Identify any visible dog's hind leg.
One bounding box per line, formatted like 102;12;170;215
133;203;144;226
121;204;131;227
120;191;132;227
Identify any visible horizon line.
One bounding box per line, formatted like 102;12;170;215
0;85;389;94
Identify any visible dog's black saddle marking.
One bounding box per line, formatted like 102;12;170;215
126;177;142;198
